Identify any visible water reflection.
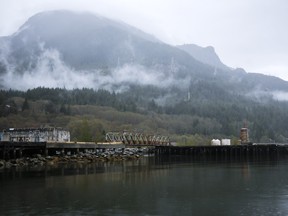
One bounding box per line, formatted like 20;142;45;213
1;156;288;216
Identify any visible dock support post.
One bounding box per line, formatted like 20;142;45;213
13;149;16;159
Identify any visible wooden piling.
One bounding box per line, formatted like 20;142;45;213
155;144;288;160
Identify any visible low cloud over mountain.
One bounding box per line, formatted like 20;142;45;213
1;10;288;103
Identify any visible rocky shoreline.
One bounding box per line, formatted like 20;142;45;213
0;147;151;169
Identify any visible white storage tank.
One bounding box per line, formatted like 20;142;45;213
211;139;221;146
221;139;231;145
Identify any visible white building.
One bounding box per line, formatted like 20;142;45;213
211;139;221;146
2;128;70;142
221;139;231;145
211;138;231;146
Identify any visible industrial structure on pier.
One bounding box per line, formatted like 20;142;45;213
105;131;170;146
240;127;250;144
1;128;70;142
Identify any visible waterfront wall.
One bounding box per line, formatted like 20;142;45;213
155;144;288;159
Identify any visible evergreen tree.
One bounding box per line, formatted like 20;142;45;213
45;101;57;114
66;104;71;115
22;98;29;111
79;119;92;142
59;103;67;114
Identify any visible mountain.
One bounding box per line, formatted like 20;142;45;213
177;44;231;71
0;10;288;103
3;10;162;71
2;10;288;143
0;10;214;91
1;10;206;72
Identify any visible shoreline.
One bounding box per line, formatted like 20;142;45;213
0;147;150;169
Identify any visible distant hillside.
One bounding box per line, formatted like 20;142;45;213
2;87;288;144
177;44;231;71
0;10;288;105
1;10;204;72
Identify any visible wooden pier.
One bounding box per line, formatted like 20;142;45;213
2;141;288;160
154;144;288;159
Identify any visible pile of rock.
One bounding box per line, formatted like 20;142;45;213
0;154;47;168
0;147;150;168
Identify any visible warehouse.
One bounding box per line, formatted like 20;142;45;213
1;127;70;142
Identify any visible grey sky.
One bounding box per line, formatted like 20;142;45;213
0;0;287;80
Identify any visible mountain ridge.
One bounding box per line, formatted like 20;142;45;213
1;10;288;143
0;10;288;103
177;44;231;71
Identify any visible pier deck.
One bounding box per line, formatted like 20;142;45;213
2;141;288;160
155;144;288;158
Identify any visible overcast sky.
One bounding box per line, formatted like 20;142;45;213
0;0;287;80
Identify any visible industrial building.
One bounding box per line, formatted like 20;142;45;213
1;127;70;142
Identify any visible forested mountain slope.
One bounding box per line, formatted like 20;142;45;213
0;11;288;144
1;87;288;144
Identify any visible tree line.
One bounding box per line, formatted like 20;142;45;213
1;86;288;144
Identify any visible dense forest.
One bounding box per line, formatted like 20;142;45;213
1;87;288;145
1;11;288;145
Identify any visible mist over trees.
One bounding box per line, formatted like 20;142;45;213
1;87;288;144
1;11;288;145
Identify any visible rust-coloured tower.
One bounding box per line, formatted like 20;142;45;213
240;127;249;144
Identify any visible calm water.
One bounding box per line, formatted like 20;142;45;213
1;156;288;216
